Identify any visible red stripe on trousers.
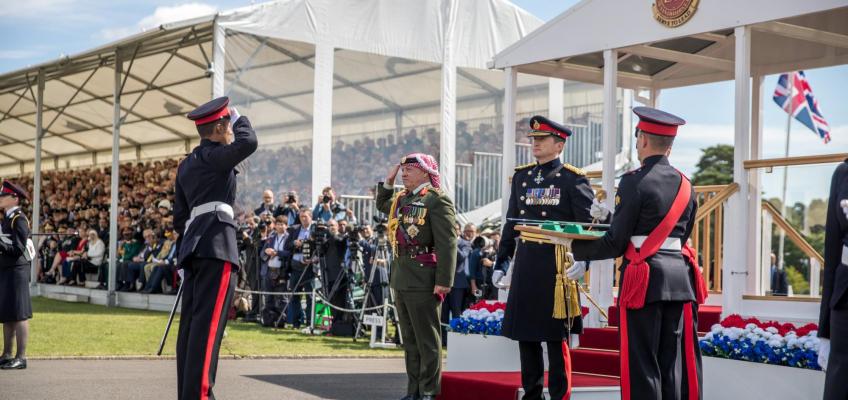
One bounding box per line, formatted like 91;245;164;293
562;340;572;400
200;262;231;400
683;304;699;400
619;304;631;400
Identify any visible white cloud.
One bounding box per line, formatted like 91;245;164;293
97;2;217;42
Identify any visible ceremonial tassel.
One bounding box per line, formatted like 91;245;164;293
619;260;650;309
683;243;709;304
553;244;567;319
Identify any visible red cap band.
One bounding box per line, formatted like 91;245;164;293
0;186;17;197
194;107;230;126
637;120;678;136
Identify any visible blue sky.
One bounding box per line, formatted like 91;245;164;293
1;0;845;204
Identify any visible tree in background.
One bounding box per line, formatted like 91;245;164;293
692;144;733;186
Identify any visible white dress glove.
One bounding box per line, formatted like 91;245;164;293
590;198;611;220
177;269;185;281
841;199;848;220
819;338;830;371
566;261;587;281
492;270;505;289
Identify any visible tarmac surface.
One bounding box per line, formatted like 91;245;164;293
0;358;408;400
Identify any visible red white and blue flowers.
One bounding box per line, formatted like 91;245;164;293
699;314;822;370
448;301;506;336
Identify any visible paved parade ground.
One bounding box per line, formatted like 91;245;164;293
2;358;407;400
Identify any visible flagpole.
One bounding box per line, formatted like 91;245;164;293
777;72;793;276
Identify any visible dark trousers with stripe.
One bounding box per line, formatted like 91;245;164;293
619;301;702;400
518;340;571;400
824;306;848;400
176;258;236;400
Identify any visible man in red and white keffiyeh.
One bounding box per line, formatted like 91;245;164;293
399;153;441;190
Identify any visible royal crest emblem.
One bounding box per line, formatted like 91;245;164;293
652;0;699;28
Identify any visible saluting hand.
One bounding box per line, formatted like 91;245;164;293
385;164;400;186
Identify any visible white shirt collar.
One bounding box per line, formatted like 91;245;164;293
5;206;19;218
413;182;430;195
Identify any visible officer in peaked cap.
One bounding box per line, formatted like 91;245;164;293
571;107;707;400
818;156;848;400
0;180;33;370
494;115;604;400
173;97;257;400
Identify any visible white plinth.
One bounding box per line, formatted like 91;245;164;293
703;357;825;400
446;332;521;372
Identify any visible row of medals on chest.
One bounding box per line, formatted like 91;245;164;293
402;205;427;239
522;169;562;206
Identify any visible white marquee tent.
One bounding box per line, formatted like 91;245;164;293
0;0;554;298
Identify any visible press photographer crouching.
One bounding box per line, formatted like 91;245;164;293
284;209;317;328
471;230;500;301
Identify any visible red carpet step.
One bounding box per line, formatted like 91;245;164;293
570;348;620;376
438;371;619;400
578;327;619;351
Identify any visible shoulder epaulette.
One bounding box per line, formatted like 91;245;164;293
514;163;535;171
563;163;585;176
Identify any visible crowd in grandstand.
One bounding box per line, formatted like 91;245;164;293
14;118;532;296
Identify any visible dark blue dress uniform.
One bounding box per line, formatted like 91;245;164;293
0;181;33;324
819;158;848;400
572;107;703;400
173;97;257;400
496;116;595;400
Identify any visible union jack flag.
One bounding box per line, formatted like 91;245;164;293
773;71;831;143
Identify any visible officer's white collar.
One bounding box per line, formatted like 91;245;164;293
5;206;19;218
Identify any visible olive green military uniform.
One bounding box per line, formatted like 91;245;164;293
376;183;457;397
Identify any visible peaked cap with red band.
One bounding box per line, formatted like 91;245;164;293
187;96;230;126
633;106;685;137
528;115;572;140
0;180;29;200
401;153;441;189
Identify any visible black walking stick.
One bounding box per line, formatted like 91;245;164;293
157;283;184;356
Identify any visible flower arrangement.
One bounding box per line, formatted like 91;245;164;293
448;301;507;336
699;314;822;370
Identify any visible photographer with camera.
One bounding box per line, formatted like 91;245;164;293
259;216;290;325
470;230;500;300
280;191;300;226
312;186;347;223
254;190;280;217
243;213;272;321
321;219;351;326
440;222;474;345
283;208;317;329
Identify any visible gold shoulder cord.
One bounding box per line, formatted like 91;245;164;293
386;191;405;255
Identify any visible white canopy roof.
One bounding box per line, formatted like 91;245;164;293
0;0;541;173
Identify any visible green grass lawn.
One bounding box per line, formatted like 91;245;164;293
28;297;403;358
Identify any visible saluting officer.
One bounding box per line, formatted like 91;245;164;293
173;97;258;400
818;157;848;400
0;181;33;370
495;116;601;400
571;107;708;400
376;153;458;400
